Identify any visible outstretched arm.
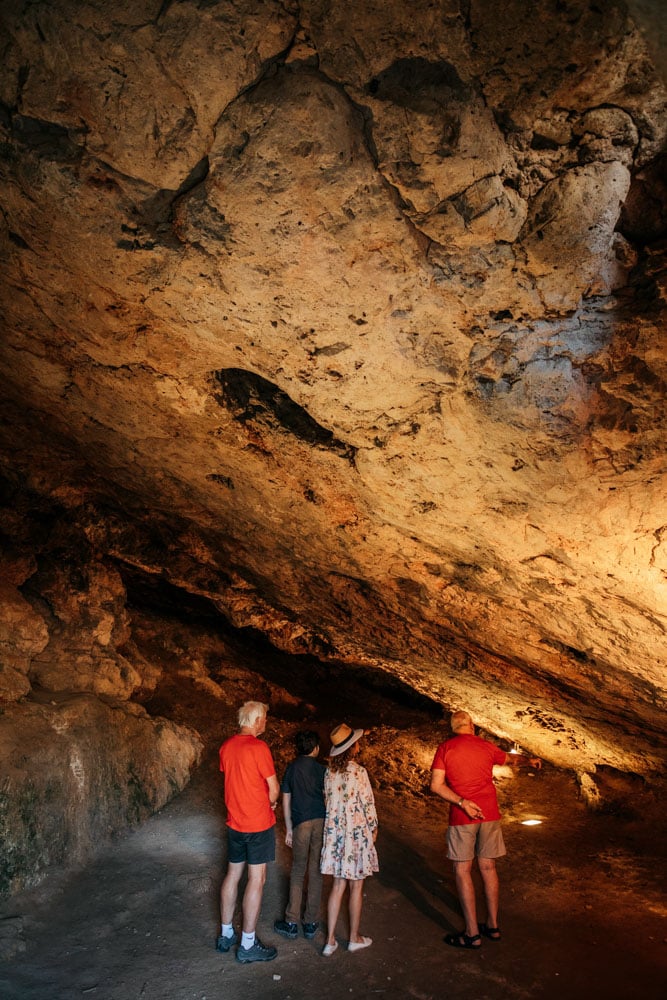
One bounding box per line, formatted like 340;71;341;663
505;753;542;769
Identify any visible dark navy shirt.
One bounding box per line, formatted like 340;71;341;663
280;755;326;828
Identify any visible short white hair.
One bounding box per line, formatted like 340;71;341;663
238;700;268;728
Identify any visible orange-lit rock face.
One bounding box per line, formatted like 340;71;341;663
0;0;666;780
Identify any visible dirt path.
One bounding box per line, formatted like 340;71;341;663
2;733;666;999
1;630;666;1000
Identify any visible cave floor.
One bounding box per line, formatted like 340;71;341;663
1;657;666;1000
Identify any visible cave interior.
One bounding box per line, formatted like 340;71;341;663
0;0;666;994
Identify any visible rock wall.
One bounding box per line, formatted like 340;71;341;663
0;694;201;897
0;489;202;897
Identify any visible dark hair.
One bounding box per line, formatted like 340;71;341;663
327;744;357;772
295;730;319;756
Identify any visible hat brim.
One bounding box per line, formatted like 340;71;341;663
329;728;364;756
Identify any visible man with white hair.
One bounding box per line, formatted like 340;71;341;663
217;701;280;963
430;710;541;949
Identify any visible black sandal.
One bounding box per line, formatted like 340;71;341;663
479;923;501;941
444;931;482;949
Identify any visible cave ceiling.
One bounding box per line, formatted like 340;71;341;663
0;0;666;777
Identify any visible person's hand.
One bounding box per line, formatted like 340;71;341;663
528;757;542;769
285;831;293;848
460;798;484;821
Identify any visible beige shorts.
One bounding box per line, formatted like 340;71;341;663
446;820;506;862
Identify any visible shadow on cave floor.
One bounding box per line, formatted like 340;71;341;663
1;614;667;1000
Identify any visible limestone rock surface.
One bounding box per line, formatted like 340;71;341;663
0;693;202;897
0;0;666;811
0;581;48;701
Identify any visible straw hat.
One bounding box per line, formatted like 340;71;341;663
329;722;364;756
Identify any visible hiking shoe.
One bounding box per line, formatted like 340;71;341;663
236;938;278;963
274;919;298;939
216;931;238;953
302;922;319;939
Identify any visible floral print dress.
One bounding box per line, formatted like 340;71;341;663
320;760;379;879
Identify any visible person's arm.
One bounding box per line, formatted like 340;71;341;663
430;767;485;821
282;791;293;847
267;773;280;810
504;753;542;769
359;767;379;838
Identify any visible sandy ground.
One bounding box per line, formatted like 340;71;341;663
1;626;666;1000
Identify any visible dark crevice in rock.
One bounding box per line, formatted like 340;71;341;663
617;151;667;245
122;567;227;623
124;155;211;249
213;368;357;463
365;57;470;115
155;0;175;24
124;564;445;720
6;112;87;163
312;342;351;357
217;625;446;722
531;132;561;151
540;636;592;663
8;231;32;251
206;472;234;489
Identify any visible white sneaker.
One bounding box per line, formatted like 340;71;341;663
322;940;338;956
348;936;372;952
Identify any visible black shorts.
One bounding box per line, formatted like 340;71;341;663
227;825;276;865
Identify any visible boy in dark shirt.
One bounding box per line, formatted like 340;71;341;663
274;730;326;940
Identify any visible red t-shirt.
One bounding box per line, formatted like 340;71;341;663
431;734;507;826
219;733;277;833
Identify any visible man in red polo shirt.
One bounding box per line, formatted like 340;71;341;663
217;701;280;963
430;710;541;948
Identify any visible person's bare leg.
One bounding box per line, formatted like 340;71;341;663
220;861;245;924
242;862;267;934
326;877;347;946
478;857;500;930
452;860;480;940
348;878;365;943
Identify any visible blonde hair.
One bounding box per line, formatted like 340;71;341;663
451;710;473;733
238;701;268;728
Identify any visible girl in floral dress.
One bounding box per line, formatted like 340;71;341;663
320;723;378;955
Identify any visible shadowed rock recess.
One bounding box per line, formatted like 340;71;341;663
0;0;665;895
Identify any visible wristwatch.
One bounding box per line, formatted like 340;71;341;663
457;797;465;808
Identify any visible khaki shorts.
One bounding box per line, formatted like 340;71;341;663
446;820;506;862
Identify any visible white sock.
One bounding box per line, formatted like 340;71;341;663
241;931;255;949
221;923;234;938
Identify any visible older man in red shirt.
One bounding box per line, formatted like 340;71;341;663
430;710;541;948
217;701;280;963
